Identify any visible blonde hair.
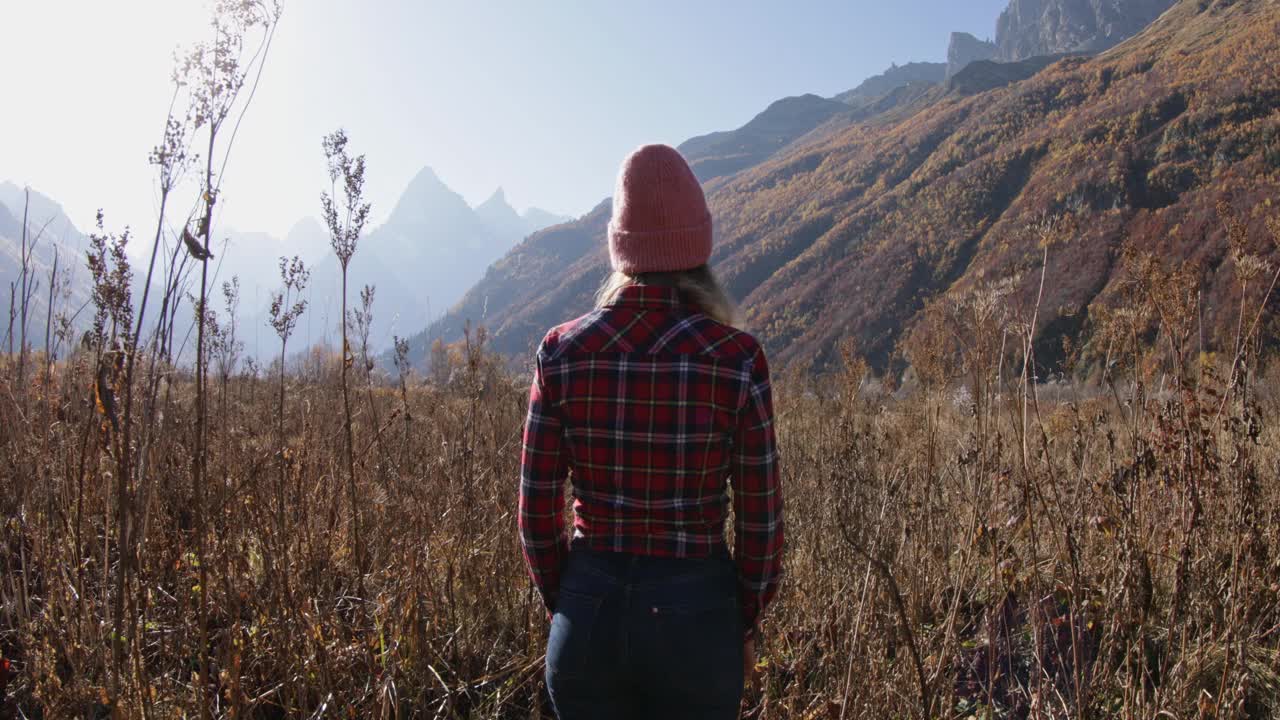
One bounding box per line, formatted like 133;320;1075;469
595;265;739;328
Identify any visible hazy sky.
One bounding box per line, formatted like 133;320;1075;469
2;1;1007;240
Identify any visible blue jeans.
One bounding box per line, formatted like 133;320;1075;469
545;545;744;719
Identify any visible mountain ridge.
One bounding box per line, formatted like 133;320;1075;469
404;0;1280;374
832;62;948;106
0;167;567;355
0;184;95;350
292;165;568;349
678;94;853;184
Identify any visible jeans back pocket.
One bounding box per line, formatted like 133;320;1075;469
645;591;744;708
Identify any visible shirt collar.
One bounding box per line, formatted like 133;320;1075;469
605;283;683;309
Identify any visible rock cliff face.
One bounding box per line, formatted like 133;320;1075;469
995;0;1177;60
947;32;998;78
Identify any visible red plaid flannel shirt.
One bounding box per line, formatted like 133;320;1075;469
518;284;783;634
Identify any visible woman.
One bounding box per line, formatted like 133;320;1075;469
519;144;784;719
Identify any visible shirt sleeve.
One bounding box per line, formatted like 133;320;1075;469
731;348;784;637
518;348;571;614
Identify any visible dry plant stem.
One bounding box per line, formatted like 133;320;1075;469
1022;245;1049;474
341;267;361;586
323;129;372;589
44;249;57;376
839;479;932;720
837;556;876;718
128;90;193;566
110;142;178;717
1215;263;1280;425
4;282;11;353
193;123;215;720
17;190;29;394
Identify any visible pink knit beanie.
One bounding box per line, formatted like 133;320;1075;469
608;144;712;274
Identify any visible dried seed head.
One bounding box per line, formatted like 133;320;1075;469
1233;251;1271;283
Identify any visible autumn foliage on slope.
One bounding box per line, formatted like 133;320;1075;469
716;0;1280;371
414;0;1280;375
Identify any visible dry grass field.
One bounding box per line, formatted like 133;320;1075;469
2;235;1279;719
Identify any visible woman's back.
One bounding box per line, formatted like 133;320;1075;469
518;144;783;720
525;282;777;564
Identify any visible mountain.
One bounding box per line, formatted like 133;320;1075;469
678;62;957;187
218;229;294;294
475;187;569;242
281;167;567;350
0;168;566;357
380;167;491;256
399;199;613;365
678;94;853;184
475;188;525;242
178;169;572;355
831;62;947;106
399;66;955;367
520;206;572;233
945;54;1065;95
207;224;318;349
0;200;19;239
407;0;1280;374
995;0;1178;60
0;184;298;358
0;183;82;246
0;183;96;350
283;216;328;257
947;32;998;78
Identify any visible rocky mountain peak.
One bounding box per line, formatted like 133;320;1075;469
284;216;328;254
388;166;473;229
947;32;998;78
477;187;514;214
0;182;80;241
995;0;1177;61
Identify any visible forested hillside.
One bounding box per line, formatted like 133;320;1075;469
410;0;1280;374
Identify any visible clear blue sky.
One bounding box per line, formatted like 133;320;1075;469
2;1;1007;240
